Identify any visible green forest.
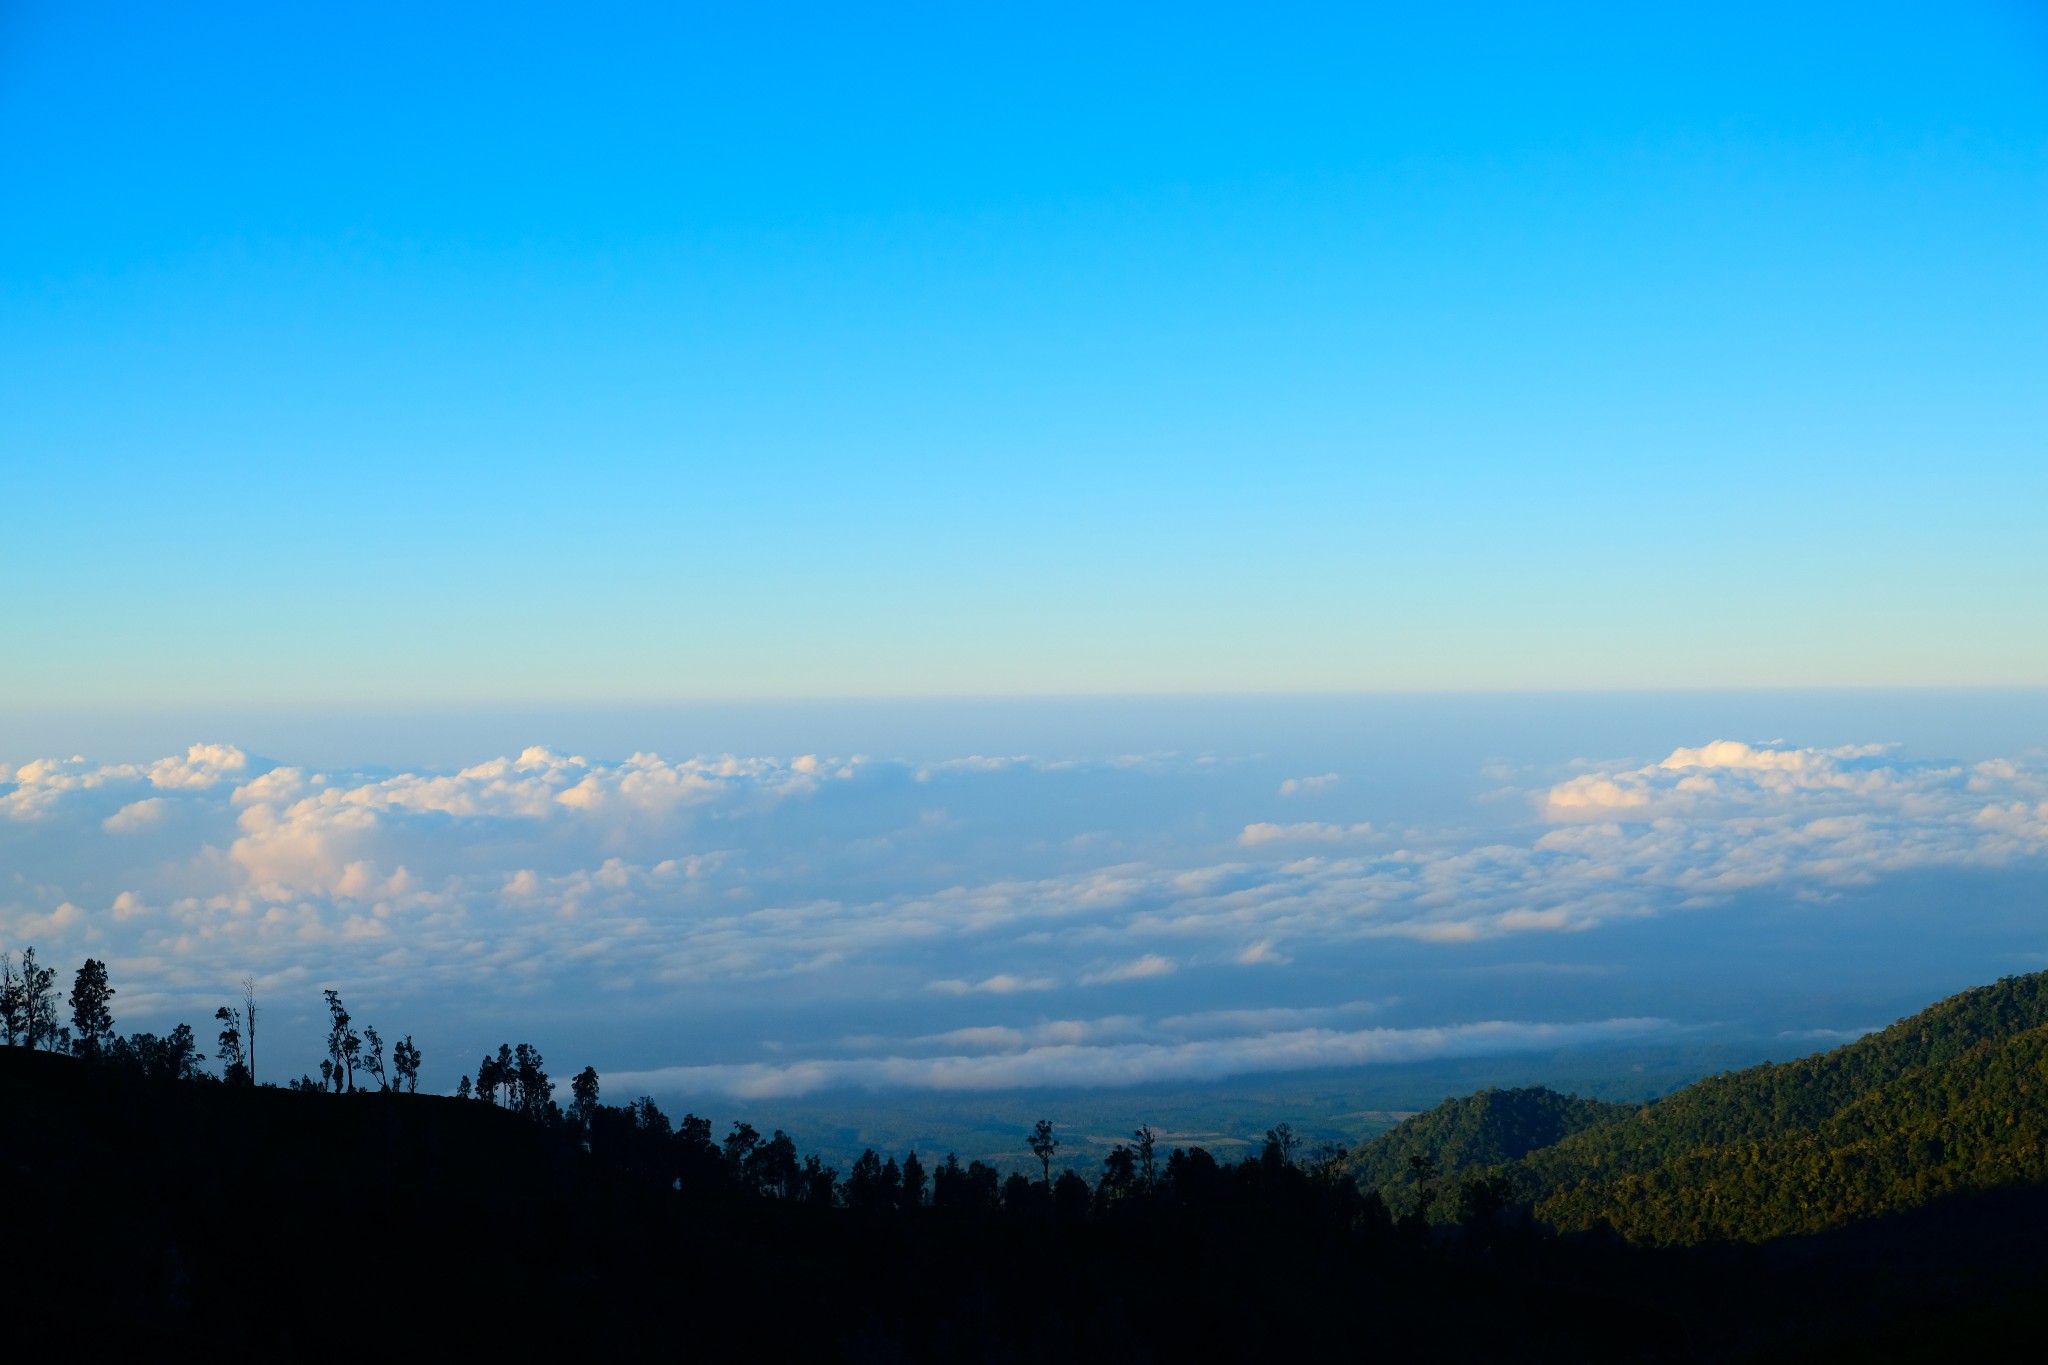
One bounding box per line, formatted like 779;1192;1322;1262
1341;971;2048;1245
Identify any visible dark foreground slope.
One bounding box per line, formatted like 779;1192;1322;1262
0;1045;1690;1361
12;971;2048;1361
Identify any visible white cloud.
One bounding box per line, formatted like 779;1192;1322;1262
606;1016;1676;1098
5;735;2047;1087
1081;954;1177;984
1240;821;1373;846
148;743;249;790
930;973;1057;995
1540;740;1915;822
103;797;168;832
1279;773;1339;797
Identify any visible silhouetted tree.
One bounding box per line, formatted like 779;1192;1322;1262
361;1025;389;1091
1133;1125;1158;1189
1052;1168;1091;1219
1165;1146;1222;1208
1002;1172;1037;1214
162;1022;203;1081
0;951;21;1046
1263;1123;1300;1169
900;1150;927;1209
455;1074;473;1101
632;1096;671;1136
724;1121;762;1186
1028;1119;1059;1188
932;1153;967;1209
215;1006;248;1085
674;1114;723;1193
112;1023;205;1081
392;1035;421;1092
800;1154;837;1204
513;1043;551;1120
68;958;114;1059
12;947;61;1051
569;1066;600;1124
844;1149;891;1212
747;1130;800;1199
242;976;258;1086
1096;1143;1138;1211
474;1053;501;1105
320;1059;335;1090
323;990;359;1092
933;1154;1002;1214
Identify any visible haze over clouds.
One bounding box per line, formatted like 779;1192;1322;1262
6;730;2046;1094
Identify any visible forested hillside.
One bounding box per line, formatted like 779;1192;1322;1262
1534;1022;2048;1242
1344;1085;1627;1208
1342;971;2048;1247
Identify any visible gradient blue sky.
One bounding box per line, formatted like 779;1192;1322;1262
5;2;2045;704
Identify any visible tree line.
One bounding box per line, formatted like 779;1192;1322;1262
4;942;1549;1233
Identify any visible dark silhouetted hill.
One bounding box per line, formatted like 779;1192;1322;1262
13;972;2048;1357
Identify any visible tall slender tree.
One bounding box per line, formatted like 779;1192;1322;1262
1029;1120;1060;1189
1;951;23;1047
215;1006;248;1085
494;1044;515;1107
513;1043;550;1119
323;990;360;1092
569;1066;600;1124
1133;1125;1159;1189
242;976;258;1086
68;958;115;1059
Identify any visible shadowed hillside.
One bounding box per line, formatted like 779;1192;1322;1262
11;971;2048;1356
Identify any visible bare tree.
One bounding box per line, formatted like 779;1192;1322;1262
242;977;258;1086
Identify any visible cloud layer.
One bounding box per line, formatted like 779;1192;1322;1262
4;736;2045;1089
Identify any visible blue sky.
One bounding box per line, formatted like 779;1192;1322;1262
5;2;2046;702
4;8;2048;1099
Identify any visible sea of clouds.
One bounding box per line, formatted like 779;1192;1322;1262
4;736;2045;1094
